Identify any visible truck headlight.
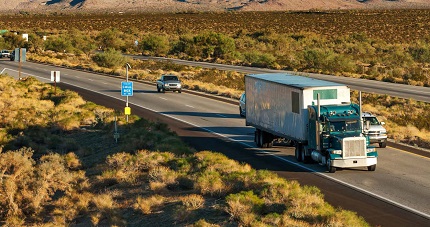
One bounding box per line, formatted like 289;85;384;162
366;147;376;153
331;150;342;155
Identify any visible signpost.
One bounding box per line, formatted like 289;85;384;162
122;63;133;122
14;48;26;80
51;71;60;94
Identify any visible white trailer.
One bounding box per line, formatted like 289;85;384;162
245;73;377;173
246;73;350;142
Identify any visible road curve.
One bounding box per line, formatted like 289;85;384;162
129;55;430;103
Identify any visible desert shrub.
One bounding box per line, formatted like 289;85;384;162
243;50;277;68
180;194;205;210
148;166;177;185
191;219;220;227
195;170;225;196
225;191;264;222
1;32;26;49
92;48;128;68
173;32;236;60
23;33;45;53
51;191;93;224
288;185;327;222
195;151;251;174
409;41;430;63
140;33;170;56
0;148;86;224
96;28;125;50
44;35;74;53
90;193;123;226
134;195;165;214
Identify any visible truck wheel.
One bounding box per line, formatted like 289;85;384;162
367;165;376;171
161;87;165;93
255;130;262;147
301;146;311;164
326;156;336;173
379;141;387;148
178;89;182;93
157;86;160;92
259;131;268;148
295;145;302;162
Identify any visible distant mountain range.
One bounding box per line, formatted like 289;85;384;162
1;0;430;13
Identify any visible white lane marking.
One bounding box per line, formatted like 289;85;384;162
389;146;430;160
102;82;108;85
0;68;50;81
186;105;194;108
216;114;227;118
88;79;93;81
159;97;167;100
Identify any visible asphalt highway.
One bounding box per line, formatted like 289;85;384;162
1;59;430;226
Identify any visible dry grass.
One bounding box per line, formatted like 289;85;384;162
180;194;205;210
134;195;165;214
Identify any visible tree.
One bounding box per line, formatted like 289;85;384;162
140;34;169;56
44;35;73;53
1;32;26;49
92;48;127;69
96;28;125;50
23;33;44;53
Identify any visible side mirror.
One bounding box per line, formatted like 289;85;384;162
365;120;370;130
380;122;385;125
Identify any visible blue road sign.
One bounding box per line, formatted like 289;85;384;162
121;81;133;96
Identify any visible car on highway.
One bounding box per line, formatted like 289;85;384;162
0;49;10;58
362;112;387;148
239;92;246;117
156;74;182;93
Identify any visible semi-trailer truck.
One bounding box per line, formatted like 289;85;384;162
245;73;377;173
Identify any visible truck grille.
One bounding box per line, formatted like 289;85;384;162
342;137;366;158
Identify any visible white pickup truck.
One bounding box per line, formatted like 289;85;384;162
0;49;10;58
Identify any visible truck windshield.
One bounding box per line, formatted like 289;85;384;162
364;117;379;125
330;120;360;132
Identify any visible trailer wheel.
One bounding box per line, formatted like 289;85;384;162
259;131;268;148
255;130;261;147
326;155;336;173
301;146;311;164
295;145;302;162
367;164;376;171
